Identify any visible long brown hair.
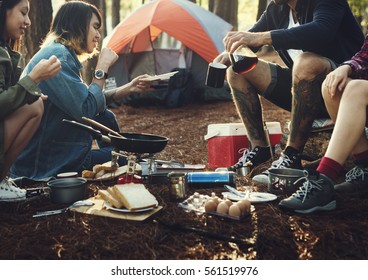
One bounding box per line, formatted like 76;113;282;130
42;1;102;60
0;0;24;51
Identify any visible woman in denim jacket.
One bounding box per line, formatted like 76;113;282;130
0;0;60;201
10;1;152;180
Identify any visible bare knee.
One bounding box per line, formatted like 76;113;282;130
293;52;331;81
28;98;44;119
342;80;368;102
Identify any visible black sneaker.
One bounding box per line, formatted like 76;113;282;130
278;172;336;214
252;152;303;185
334;166;368;193
227;146;271;172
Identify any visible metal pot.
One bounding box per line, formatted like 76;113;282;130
47;178;87;204
268;168;306;195
62;119;168;154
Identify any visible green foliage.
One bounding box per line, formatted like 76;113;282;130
348;0;368;31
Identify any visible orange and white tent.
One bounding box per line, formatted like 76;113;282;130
103;0;232;88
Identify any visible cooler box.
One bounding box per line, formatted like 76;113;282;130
204;122;282;169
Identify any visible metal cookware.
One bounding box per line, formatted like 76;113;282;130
47;177;87;204
268;168;306;195
33;200;94;218
62;119;168;154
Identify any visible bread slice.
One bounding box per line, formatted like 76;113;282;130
98;189;125;209
93;161;118;174
82;170;96;179
112;184;158;210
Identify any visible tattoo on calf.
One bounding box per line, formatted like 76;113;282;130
291;72;326;143
232;87;267;143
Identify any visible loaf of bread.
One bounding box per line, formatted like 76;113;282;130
98;189;125;209
112;184;158;210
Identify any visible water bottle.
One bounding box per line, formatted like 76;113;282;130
185;171;236;189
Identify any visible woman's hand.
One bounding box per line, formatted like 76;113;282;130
28;55;61;84
128;74;153;93
323;65;351;97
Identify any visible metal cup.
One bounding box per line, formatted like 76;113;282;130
167;172;187;201
205;62;227;88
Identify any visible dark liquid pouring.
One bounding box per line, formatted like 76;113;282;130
230;54;258;74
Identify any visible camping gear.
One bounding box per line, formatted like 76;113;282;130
185;171;236;189
204;122;282;169
62;119;168;154
205;62;227;88
47;178;87;204
33;200;94;218
268;168;306;195
70;198;163;222
103;0;233;90
167;172;187;201
229;47;258;74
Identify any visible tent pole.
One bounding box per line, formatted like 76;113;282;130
148;28;158;75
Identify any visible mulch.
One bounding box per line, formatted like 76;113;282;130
1;100;368;260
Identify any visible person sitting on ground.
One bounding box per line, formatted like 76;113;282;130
9;1;152;181
279;34;368;214
0;0;61;201
213;0;364;184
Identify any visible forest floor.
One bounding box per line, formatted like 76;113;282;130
1;52;368;260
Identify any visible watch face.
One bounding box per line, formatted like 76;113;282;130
94;69;107;79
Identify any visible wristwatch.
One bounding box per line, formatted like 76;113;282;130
93;69;108;80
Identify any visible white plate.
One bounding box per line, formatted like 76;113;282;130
104;201;158;213
222;192;277;203
142;71;179;81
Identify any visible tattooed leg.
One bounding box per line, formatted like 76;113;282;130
288;71;327;150
231;87;268;147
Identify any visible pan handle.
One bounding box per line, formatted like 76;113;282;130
62;119;111;143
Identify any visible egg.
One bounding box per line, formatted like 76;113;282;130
211;196;221;206
228;204;241;217
216;201;229;214
224;199;233;207
237;199;251;214
204;199;217;212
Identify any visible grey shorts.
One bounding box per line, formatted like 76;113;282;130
262;59;338;117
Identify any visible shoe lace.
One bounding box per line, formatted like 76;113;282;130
345;166;367;183
1;177;22;193
292;171;323;203
272;153;294;168
237;148;257;165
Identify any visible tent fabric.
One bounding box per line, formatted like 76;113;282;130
104;0;233;63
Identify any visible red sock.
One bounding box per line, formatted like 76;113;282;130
352;150;368;165
317;157;344;181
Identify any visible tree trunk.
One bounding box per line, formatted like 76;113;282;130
22;0;53;64
212;0;237;30
208;0;214;12
257;0;268;20
111;0;120;29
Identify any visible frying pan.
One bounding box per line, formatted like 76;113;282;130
62;119;168;154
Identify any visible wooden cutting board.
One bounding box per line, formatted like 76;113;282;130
70;197;162;221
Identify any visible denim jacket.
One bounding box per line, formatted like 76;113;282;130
10;41;106;180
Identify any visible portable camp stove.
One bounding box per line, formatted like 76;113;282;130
111;149;157;184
